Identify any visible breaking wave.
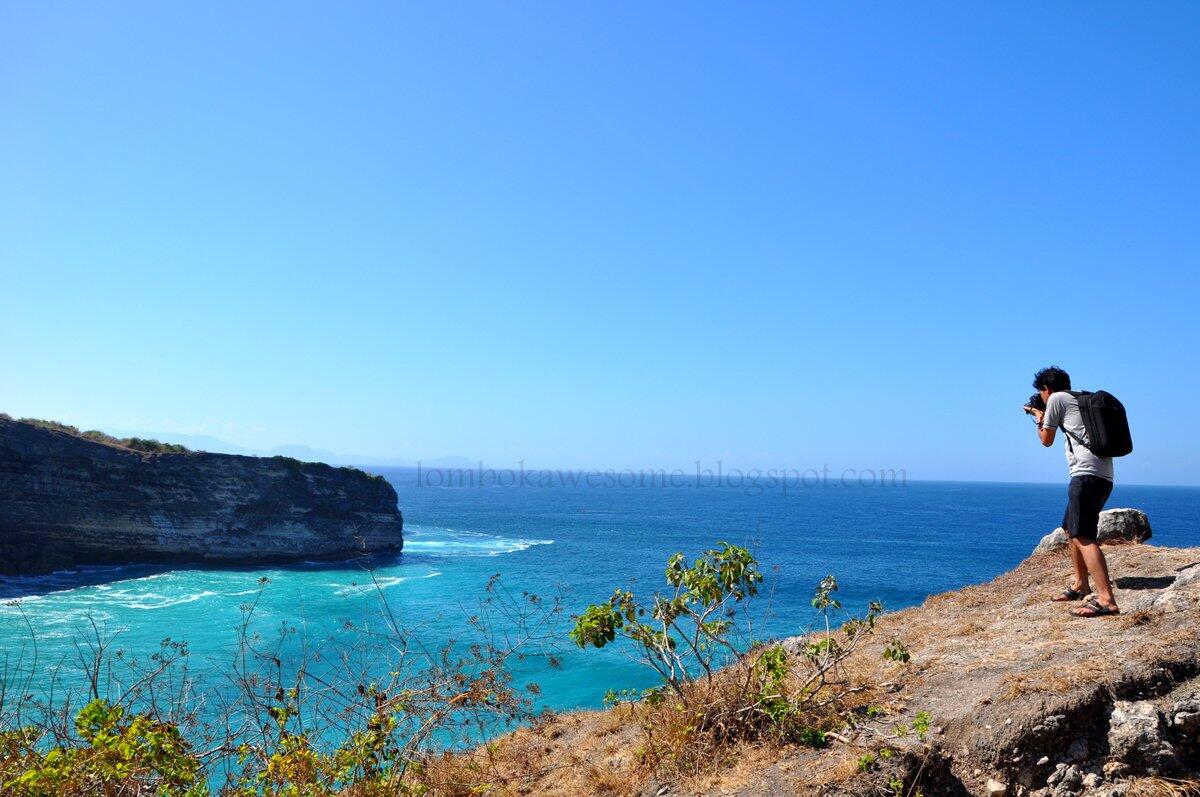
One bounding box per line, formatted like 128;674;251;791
401;526;554;557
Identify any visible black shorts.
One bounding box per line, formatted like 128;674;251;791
1062;475;1113;541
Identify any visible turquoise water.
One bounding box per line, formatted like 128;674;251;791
2;476;1198;740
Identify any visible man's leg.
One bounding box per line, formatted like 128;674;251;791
1067;538;1090;593
1074;539;1118;612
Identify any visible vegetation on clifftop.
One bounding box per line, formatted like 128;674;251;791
9;416;191;454
3;414;387;482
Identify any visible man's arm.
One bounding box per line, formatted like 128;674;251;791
1033;394;1059;447
1037;420;1056;447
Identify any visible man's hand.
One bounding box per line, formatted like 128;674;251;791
1030;407;1044;424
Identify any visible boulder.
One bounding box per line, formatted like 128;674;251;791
1106;700;1178;775
1170;695;1200;759
1032;508;1152;555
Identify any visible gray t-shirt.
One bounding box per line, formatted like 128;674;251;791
1042;391;1114;481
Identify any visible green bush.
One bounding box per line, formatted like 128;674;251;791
1;699;205;797
570;544;888;775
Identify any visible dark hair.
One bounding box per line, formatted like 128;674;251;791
1033;365;1071;393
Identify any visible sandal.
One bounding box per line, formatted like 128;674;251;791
1072;597;1120;618
1051;586;1092;602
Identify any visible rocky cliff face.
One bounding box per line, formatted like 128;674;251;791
0;416;403;575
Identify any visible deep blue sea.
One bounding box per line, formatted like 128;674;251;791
2;474;1198;744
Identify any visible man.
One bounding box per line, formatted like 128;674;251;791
1027;365;1119;617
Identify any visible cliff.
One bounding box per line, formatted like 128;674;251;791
456;515;1200;797
0;415;404;575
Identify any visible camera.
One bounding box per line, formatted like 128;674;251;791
1024;393;1045;415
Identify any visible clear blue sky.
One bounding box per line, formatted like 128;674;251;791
2;3;1198;484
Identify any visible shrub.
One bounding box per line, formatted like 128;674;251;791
570;544;887;776
0;574;565;795
0;699;205;797
17;418;82;436
122;437;189;454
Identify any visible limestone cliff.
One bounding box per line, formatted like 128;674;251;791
0;415;403;574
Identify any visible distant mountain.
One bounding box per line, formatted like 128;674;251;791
106;430;258;457
268;444;348;463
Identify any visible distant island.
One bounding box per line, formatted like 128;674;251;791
0;414;404;575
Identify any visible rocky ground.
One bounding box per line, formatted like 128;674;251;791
469;510;1200;796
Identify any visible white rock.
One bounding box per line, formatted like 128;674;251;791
986;777;1008;797
1174;563;1200;589
1032;508;1152;555
1107;700;1178;774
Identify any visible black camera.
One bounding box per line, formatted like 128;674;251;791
1024;393;1045;414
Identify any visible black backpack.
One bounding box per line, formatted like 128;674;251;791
1061;390;1133;458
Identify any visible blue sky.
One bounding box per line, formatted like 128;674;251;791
2;3;1198;484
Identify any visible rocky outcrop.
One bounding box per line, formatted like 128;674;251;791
0;415;403;574
1032;508;1152;555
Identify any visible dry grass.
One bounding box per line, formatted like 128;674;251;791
1127;777;1200;797
584;762;641;795
999;666;1093;700
1122;609;1159;629
396;639;899;795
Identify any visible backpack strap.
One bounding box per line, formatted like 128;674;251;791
1057;391;1092;454
1060;425;1091;454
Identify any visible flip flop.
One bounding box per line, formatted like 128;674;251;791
1051;586;1092;602
1072;597;1120;618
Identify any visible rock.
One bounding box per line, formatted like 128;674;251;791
1061;765;1082;789
0;416;404;574
1066;737;1089;762
986;777;1009;797
1106;700;1178;774
1175;564;1200;589
1051;764;1083;794
1097;508;1153;544
1035;528;1070;554
1102;760;1128;780
1032;509;1152;555
1171;697;1200;736
1171;695;1200;760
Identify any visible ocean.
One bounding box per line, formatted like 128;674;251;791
2;474;1198;748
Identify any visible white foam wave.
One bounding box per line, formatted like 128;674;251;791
331;571;442;596
103;589;220;610
403;526;553;557
0;594;43;607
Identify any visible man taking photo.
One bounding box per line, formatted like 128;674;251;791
1027;365;1119;618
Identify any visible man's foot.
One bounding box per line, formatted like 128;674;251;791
1072;597;1120;618
1051;584;1092;602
